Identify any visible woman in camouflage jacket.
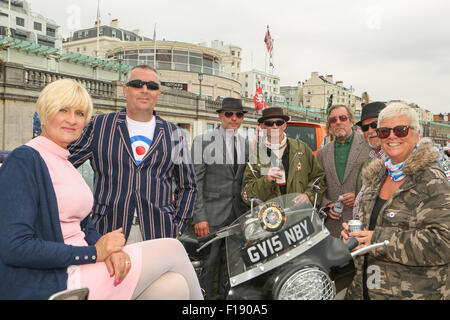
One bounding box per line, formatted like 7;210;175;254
342;102;450;300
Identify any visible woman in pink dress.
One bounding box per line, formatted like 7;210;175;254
0;79;203;300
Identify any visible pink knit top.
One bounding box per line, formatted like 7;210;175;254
27;136;141;300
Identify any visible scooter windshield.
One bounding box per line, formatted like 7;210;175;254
226;193;328;287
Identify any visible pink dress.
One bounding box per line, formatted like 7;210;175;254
27;136;142;300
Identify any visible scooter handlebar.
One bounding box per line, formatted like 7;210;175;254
350;240;390;258
197;233;216;243
345;237;360;251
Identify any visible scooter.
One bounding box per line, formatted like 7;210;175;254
180;178;389;300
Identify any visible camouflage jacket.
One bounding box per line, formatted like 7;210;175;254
242;138;325;205
346;139;450;300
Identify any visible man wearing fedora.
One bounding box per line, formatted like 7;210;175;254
350;101;387;219
190;97;249;299
243;107;325;206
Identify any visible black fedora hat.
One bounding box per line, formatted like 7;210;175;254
216;97;247;113
356;102;386;127
258;107;290;123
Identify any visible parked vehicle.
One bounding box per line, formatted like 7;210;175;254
285;121;329;155
0;150;10;166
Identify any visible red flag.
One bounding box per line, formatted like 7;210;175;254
264;27;273;58
253;84;267;111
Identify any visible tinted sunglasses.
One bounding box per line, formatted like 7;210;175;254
376;125;414;139
224;111;245;119
263;120;286;127
361;120;378;132
329;115;348;124
126;80;160;90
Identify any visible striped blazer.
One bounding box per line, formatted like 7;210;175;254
68;109;197;240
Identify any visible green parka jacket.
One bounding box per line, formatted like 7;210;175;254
242;138;325;205
346;139;450;300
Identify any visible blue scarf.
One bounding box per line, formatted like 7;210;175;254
385;146;418;181
385;158;405;181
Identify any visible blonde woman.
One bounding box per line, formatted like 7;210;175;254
0;79;203;300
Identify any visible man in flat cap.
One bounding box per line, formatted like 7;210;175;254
243;107;325;206
190;97;249;299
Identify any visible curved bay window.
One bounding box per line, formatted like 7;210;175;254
203;53;213;75
173;50;188;71
110;46;229;79
156;49;172;69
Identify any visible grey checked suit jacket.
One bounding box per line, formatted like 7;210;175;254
316;132;371;237
191;129;249;227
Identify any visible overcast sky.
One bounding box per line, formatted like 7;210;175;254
27;0;450;114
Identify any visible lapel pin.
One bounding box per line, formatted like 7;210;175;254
388;212;397;219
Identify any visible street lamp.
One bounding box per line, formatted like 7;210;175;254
198;73;203;98
7;0;12;37
117;53;123;82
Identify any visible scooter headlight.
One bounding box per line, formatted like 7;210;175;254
276;267;336;300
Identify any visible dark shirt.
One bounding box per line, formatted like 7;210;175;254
363;196;387;300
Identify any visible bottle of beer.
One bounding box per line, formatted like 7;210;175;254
334;195;344;217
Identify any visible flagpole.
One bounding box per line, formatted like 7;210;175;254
7;0;11;37
264;26;268;74
96;0;100;58
153;24;157;68
271;39;274;76
265;51;267;74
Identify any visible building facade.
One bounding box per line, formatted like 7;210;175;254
280;83;303;106
301;72;361;115
62;19;149;57
410;103;434;123
105;40;242;100
201;40;242;82
0;0;60;48
1;39;447;151
241;69;285;103
0;36;273;151
63;22;242;100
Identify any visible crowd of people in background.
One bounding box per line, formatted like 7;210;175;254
0;65;448;300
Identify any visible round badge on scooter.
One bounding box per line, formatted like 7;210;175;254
258;202;286;233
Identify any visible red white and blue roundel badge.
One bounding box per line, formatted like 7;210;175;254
258;202;286;233
130;135;153;165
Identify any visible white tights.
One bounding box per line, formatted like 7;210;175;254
130;238;203;300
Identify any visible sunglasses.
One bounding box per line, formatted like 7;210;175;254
263;120;286;127
224;111;245;119
376;125;415;139
361;121;378;132
126;80;160;90
329;115;348;124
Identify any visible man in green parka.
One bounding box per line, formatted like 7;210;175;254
242;107;325;206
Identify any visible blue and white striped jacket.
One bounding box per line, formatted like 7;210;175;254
68;109;197;240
